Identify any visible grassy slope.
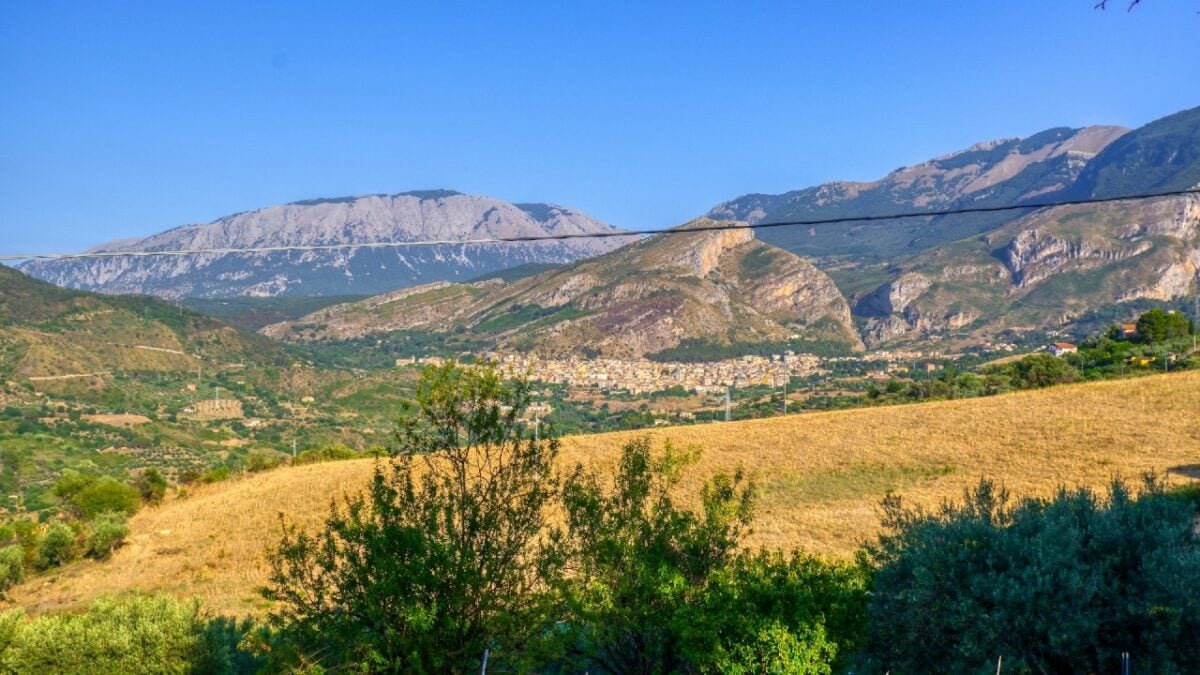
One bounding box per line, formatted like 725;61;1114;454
0;266;292;380
8;371;1200;616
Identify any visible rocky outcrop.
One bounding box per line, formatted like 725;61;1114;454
22;191;634;298
856;273;933;317
265;219;863;358
1117;250;1200;302
861;307;978;348
1002;229;1148;287
668;227;755;278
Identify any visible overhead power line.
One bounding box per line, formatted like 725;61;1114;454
3;188;1199;262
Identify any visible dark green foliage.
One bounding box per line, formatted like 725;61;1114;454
35;522;78;570
1136;307;1193;344
84;512;129;560
133;468;168;505
182;295;368;331
680;551;869;674
0;545;25;595
54;474;140;520
550;438;865;673
986;352;1080;388
264;362;561;672
475;303;588;333
552;437;756;673
1071;105;1200;198
860;479;1200;674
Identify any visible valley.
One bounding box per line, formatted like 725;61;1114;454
2;93;1198;673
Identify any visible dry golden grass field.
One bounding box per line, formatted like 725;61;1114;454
8;371;1200;617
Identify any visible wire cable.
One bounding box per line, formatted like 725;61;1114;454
3;187;1198;262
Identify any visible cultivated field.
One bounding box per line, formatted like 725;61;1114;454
8;371;1200;617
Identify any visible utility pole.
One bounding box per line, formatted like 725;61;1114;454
724;384;732;422
291;438;297;458
781;378;787;414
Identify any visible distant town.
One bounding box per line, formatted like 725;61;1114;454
396;348;953;395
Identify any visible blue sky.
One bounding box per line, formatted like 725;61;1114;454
1;1;1197;254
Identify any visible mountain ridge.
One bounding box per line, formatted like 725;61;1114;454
21;192;634;298
261;218;863;359
707;125;1129;263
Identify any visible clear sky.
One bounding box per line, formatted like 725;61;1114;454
1;1;1197;254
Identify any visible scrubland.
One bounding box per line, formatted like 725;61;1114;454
9;370;1199;616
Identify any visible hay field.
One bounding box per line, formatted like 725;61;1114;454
8;371;1199;617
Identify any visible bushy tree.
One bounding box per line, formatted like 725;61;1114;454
1136;307;1193;344
35;522;78;570
682;551;869;674
85;512;129;560
263;362;561;672
0;545;25;595
53;473;140;519
552;437;753;672
551;437;862;673
860;478;1200;673
292;443;360;465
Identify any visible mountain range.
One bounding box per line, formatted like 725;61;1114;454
21;191;633;298
707;125;1130;263
16;106;1200;354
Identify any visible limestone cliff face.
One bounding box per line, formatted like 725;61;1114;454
22;191;634;298
265;219;863;358
1002;229;1148;288
856;273;933;317
855;193;1200;347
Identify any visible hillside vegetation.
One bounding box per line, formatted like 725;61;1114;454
262;222;862;358
8;370;1198;617
0;266;290;380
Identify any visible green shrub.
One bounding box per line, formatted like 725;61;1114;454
0;595;264;674
292;443;360;465
72;477;140;519
133;468;168;505
0;545;25;595
243;453;284;474
200;466;231;484
35;523;78;570
85;513;129;560
860;479;1200;673
54;473;141;520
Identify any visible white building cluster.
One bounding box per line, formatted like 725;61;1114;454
491;352;822;395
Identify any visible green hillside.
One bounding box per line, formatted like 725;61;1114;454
1071;105;1200;198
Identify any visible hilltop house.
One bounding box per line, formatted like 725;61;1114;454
1120;324;1138;339
1048;342;1077;357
